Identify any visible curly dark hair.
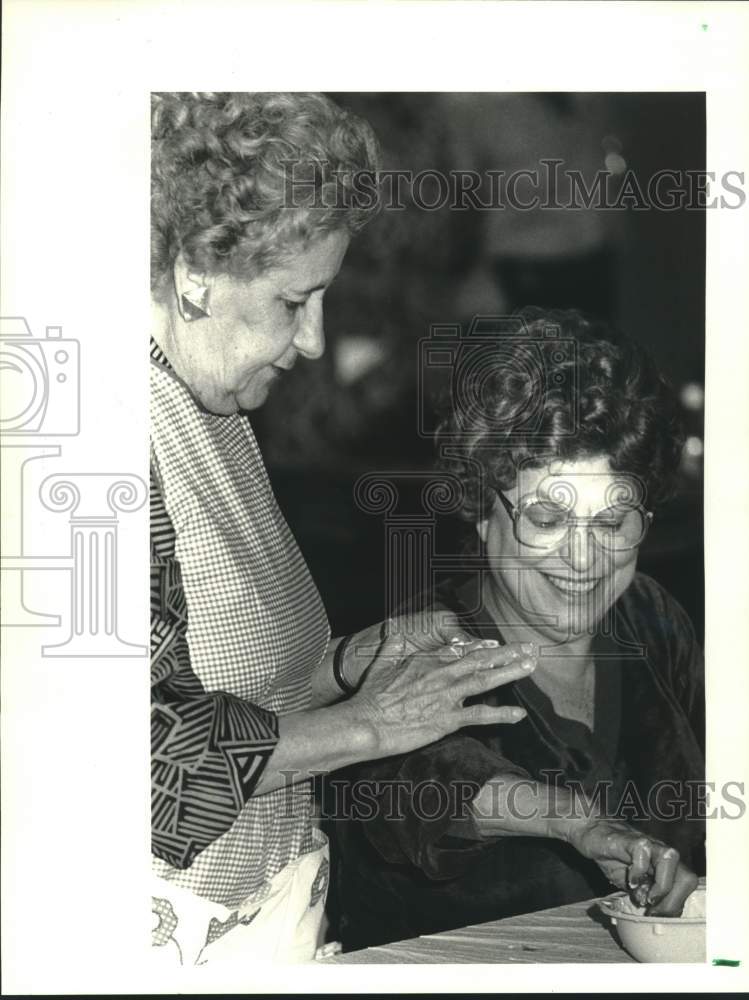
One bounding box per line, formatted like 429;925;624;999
151;92;382;297
436;307;685;522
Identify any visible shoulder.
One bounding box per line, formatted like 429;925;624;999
615;572;702;685
150;363;256;452
150;357;196;407
616;572;697;645
620;571;682;614
150;358;197;431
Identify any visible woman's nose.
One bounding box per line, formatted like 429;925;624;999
560;524;597;572
294;298;325;360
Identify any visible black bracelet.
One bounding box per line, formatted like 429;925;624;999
333;634;356;696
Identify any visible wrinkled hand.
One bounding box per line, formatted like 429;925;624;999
393;607;478;656
570;818;698;916
347;623;537;759
343;609;486;689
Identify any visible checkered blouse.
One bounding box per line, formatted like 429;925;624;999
150;341;330;906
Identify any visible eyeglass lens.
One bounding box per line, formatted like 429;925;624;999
517;501;648;550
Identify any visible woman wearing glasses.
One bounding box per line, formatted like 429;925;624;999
334;308;704;951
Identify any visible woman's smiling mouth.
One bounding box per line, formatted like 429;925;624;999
541;572;600;594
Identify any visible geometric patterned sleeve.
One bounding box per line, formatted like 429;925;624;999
150;461;280;870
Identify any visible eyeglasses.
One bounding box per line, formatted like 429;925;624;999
495;489;653;552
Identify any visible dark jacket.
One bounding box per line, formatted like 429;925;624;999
332;572;705;950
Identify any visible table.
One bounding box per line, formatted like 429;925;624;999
322;896;635;964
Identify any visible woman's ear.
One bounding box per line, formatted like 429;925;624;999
173;254;213;322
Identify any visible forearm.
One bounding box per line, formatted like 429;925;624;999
263;632;537;797
252;699;377;794
471;773;600;845
472;775;698;913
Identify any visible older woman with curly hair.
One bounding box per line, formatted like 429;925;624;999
149;93;539;968
334;308;704;951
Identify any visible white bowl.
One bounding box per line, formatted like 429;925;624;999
598;882;706;963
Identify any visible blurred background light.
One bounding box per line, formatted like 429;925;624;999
681;381;705;411
334;336;388;386
685;435;704;458
604;151;627;175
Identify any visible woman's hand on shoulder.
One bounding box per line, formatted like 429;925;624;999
344;622;537;759
341;609;500;689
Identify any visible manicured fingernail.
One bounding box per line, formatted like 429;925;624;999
481;639;500;648
511;707;526;720
521;658;535;671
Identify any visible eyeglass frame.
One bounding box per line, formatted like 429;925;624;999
493;487;654;552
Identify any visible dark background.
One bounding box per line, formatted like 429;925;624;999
254;93;705;642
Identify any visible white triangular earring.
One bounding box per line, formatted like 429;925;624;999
180;285;211;322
